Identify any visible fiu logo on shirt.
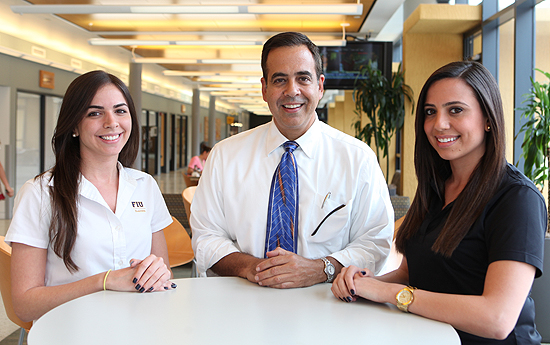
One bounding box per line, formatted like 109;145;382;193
131;201;146;213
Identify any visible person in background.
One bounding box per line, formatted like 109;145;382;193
6;70;175;322
332;61;546;345
0;153;14;197
191;32;393;288
186;141;211;176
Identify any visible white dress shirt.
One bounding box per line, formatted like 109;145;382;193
5;163;172;287
191;117;394;277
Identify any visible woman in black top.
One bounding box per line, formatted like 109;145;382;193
331;61;546;344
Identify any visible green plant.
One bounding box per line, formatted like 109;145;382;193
353;61;414;182
516;68;550;235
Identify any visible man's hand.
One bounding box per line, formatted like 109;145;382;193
252;248;327;288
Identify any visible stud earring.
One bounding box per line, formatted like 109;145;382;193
72;133;78;137
487;126;491;131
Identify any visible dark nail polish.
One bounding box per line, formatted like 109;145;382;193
350;289;356;295
171;282;177;288
132;278;137;284
361;271;366;275
147;287;154;292
164;286;169;290
346;296;352;302
135;284;141;291
139;287;145;293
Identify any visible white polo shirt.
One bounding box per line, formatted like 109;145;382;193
6;163;172;287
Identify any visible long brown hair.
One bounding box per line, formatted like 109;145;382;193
41;70;139;272
396;61;506;257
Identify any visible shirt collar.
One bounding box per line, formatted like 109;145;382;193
265;114;320;159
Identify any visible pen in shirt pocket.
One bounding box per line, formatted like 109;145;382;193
311;203;346;236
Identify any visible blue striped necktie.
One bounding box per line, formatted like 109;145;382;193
265;141;299;256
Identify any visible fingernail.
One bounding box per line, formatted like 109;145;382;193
135;284;141;291
361;271;366;275
139;287;145;293
132;278;137;284
147;287;154;292
130;260;134;265
350;289;355;295
164;286;169;290
171;283;177;289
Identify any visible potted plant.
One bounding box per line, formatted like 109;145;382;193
516;68;550;237
516;68;550;342
352;61;414;183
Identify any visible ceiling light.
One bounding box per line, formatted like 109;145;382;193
89;39;264;46
137;58;259;64
93;38;344;47
11;4;362;15
163;71;262;77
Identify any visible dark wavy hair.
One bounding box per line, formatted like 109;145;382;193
261;31;323;81
396;61;506;257
41;70;139;271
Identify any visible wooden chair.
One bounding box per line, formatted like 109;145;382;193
0;236;32;345
163;217;194;268
182;171;199;188
182;186;197;226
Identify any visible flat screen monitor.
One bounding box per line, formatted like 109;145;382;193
320;41;393;90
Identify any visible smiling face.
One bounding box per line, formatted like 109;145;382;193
261;45;325;140
75;83;132;163
423;78;489;170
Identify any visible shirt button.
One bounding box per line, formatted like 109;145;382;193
118;260;123;266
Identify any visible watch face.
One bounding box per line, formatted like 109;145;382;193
397;290;413;304
327;265;335;275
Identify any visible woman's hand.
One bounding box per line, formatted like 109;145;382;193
331;265;372;302
105;254;175;292
332;265;401;305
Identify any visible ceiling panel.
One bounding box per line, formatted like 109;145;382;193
17;0;377;114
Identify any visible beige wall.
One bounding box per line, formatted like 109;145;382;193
401;4;481;199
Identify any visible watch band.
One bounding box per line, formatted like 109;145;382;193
321;257;335;283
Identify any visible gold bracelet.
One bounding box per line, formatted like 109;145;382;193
103;269;112;291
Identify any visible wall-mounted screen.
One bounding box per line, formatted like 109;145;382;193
320;41;393;90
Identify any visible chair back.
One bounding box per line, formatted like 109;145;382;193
163;217;194;268
182;186;197;226
182;172;198;188
0;236;33;331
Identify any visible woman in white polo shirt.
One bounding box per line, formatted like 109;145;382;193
6;71;175;322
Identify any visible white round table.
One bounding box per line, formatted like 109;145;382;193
28;277;460;345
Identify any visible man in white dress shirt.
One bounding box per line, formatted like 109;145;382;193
191;32;394;288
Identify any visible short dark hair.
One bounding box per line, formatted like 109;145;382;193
261;32;323;81
200;141;212;154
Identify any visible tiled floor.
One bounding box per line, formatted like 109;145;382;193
0;168;192;344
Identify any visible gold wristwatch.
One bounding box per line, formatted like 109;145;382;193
396;286;417;312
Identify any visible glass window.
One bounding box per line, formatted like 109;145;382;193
535;0;550;81
499;0;515;11
15;92;41;192
44;96;62;171
498;18;515;165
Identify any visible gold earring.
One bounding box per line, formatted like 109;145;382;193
487;126;491;131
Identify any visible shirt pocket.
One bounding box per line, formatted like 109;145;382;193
307;193;351;244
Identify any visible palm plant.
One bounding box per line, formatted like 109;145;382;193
353;61;414;183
